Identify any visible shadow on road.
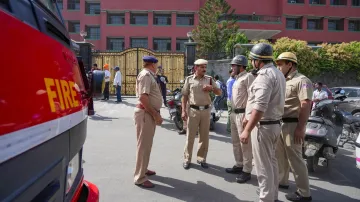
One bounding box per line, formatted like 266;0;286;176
191;163;258;186
89;114;119;121
149;175;252;202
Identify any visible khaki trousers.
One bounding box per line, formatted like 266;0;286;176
184;108;211;163
252;124;281;202
230;113;253;173
133;108;156;184
276;122;311;197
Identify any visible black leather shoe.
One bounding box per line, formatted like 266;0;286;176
183;162;190;170
285;192;312;202
236;172;251;183
225;166;243;174
178;129;186;135
279;184;290;189
197;161;208;168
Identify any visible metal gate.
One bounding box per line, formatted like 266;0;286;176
92;48;185;95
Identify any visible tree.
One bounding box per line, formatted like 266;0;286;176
225;32;248;57
192;0;239;58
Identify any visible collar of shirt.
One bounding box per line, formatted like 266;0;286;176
193;74;207;80
235;71;247;80
286;70;298;80
258;63;274;74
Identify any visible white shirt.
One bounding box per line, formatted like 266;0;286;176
113;71;122;86
312;89;328;109
216;80;221;88
104;70;111;82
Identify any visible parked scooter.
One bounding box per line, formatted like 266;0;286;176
304;99;341;172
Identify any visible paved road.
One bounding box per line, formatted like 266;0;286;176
84;97;360;202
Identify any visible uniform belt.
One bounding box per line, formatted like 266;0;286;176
259;120;281;125
233;108;245;114
190;105;209;110
136;104;160;113
282;117;299;123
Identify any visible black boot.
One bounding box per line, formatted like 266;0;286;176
236;172;251;183
225;166;242;174
285;192;312;202
178;129;186;135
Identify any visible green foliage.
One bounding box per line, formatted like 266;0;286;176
225;32;248;56
192;0;239;56
250;39;271;44
273;37;319;76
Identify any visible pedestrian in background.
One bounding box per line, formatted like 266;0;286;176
156;66;169;106
226;69;236;133
113;66;122;103
102;64;111;101
134;56;163;188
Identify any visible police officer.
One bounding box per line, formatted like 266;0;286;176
239;43;286;202
134;56;163;188
182;59;222;169
275;52;313;202
226;55;255;183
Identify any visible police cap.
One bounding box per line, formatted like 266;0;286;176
194;59;208;65
143;56;158;63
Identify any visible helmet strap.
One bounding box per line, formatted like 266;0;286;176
284;65;293;78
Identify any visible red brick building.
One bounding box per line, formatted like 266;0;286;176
59;0;360;51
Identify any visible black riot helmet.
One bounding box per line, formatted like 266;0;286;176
230;55;248;67
249;43;273;61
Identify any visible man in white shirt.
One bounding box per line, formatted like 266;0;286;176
113;66;122;103
312;82;328;109
102;64;111;101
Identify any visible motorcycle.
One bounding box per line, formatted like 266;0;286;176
304;96;342;172
167;86;183;131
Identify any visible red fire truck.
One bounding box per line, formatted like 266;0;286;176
0;1;99;201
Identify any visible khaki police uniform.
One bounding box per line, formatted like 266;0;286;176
182;74;218;163
276;70;313;197
246;63;286;202
134;68;162;184
230;71;255;172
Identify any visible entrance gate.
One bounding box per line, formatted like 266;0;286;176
92;48;185;95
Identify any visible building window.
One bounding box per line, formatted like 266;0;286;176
176;38;188;52
153;38;171;52
307;18;323;30
154;13;171;25
67;0;80;10
176;14;194;26
288;0;304;3
86;26;100;40
107;38;125;51
328;19;344;31
85;2;100;15
309;0;326;5
107;13;125;25
308;41;322;46
130;13;148;25
352;0;360;6
56;0;63;9
68;21;80;33
286;17;302;29
131;38;148;48
330;0;347;5
349;20;360;31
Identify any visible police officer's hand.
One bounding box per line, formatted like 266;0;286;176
294;126;305;144
202;85;213;92
154;113;163;126
240;130;250;144
181;111;187;121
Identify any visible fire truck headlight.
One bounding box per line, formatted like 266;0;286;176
66;153;80;193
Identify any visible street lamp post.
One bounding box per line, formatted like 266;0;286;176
184;31;197;76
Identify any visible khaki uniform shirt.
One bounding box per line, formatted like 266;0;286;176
284;70;313;118
231;71;255;109
245;63;286;121
182;74;218;106
136;69;163;111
